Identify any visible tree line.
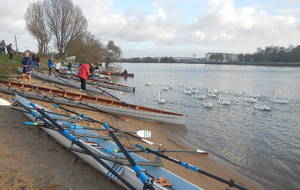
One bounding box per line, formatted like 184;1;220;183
25;0;121;64
120;57;176;63
239;45;300;63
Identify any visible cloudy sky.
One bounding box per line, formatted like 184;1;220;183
1;0;300;57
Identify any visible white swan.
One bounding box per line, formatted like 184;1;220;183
158;91;165;104
169;85;174;89
207;88;217;97
218;94;231;105
145;82;152;86
272;91;288;104
249;88;261;98
254;98;271;111
202;101;213;108
183;89;192;95
191;88;199;94
195;94;206;99
244;94;256;103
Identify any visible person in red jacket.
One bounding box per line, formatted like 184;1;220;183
78;63;90;91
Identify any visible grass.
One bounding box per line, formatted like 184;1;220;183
0;53;22;76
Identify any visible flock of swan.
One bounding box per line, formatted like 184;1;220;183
145;82;289;111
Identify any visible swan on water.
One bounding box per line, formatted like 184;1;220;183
243;94;256;103
158;91;165;104
202;101;213;108
249;88;261;98
184;89;192;95
195;94;206;99
218;94;231;105
191;88;199;94
207;88;217;97
254;98;271;111
272;91;288;104
145;82;152;86
169;85;174;89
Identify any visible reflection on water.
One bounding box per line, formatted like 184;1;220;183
112;63;300;190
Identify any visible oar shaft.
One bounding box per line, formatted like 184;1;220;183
103;123;154;190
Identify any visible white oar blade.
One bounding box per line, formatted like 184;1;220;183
0;98;11;106
196;149;208;154
137;130;151;138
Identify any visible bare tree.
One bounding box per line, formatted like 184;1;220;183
25;1;51;55
44;0;87;57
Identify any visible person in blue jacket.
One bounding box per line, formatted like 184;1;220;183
20;51;34;84
48;58;54;75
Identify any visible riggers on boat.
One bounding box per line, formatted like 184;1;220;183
17;68;135;93
14;94;202;190
0;80;187;125
99;71;134;77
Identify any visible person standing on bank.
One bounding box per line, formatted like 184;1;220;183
78;63;90;91
7;44;13;60
48;58;54;75
20;51;33;84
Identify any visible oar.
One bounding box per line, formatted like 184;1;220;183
105;148;208;155
28;102;137;190
135;144;248;190
103;123;154;190
0;98;11;106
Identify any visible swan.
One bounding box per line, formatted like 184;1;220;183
249;88;261;98
158;91;165;104
244;95;256;103
207;88;217;97
254;98;271;111
218;94;231;105
213;88;219;94
169;85;174;89
195;94;206;99
272;91;288;104
183;89;192;95
191;88;199;94
145;82;152;86
202;101;213;108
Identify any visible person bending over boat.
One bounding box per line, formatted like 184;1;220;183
48;58;54;75
20;51;33;84
78;63;90;91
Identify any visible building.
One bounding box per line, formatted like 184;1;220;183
205;53;239;63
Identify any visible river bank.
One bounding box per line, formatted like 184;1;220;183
0;77;263;190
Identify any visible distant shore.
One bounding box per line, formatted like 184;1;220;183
119;61;300;67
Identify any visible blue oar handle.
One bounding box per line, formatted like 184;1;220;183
180;162;200;172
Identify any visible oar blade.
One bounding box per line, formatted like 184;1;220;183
0;98;11;106
136;130;151;138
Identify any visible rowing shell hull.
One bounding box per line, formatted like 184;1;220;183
15;94;202;190
0;86;186;125
18;68;125;94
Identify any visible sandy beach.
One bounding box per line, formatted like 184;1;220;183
0;79;264;190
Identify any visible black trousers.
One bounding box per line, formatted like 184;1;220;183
80;77;86;90
8;52;13;60
48;67;52;75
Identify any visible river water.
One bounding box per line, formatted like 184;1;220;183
111;63;300;190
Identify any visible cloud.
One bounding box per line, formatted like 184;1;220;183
1;0;300;56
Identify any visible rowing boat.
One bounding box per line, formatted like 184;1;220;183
18;68;135;93
0;80;187;125
59;73;135;92
99;71;134;77
15;94;202;190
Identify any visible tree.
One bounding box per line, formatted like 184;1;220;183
209;54;224;62
66;32;105;63
25;1;51;55
44;0;87;57
104;41;122;65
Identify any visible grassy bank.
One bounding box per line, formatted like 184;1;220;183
0;53;22;76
